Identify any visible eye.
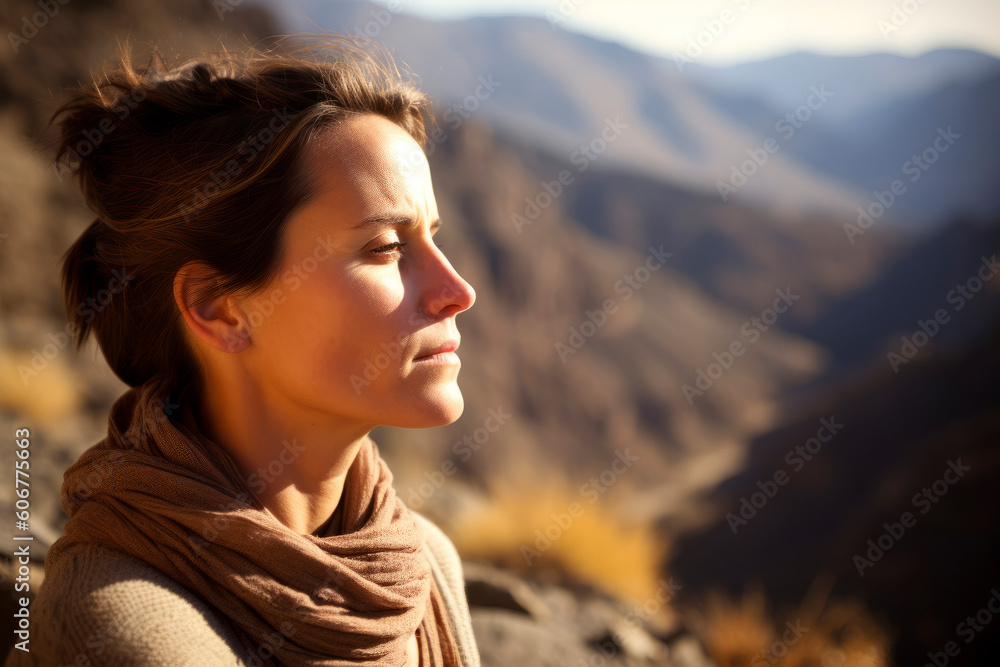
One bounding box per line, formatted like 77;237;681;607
370;241;406;255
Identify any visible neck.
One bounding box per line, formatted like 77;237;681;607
189;373;372;536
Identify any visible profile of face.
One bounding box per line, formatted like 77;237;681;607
211;113;476;431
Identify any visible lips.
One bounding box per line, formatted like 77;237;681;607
414;338;460;360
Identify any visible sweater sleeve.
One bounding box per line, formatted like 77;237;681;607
409;510;482;667
4;542;247;667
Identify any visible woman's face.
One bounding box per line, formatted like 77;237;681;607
235;113;475;429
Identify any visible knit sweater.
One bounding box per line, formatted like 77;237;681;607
3;510;480;667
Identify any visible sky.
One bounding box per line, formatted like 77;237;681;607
369;0;1000;65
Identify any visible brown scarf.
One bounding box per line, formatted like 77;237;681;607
47;374;461;666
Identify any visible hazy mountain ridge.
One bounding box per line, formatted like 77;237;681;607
266;1;1000;226
500;135;906;327
685;49;1000;125
266;1;873;217
688;50;1000;225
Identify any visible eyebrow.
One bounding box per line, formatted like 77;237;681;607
352;214;441;230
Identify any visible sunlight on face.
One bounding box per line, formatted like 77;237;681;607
238;113;476;429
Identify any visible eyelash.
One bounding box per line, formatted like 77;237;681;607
371;241;407;255
370;240;443;257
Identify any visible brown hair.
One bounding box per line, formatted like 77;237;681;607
51;36;431;394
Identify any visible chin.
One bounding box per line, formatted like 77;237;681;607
395;386;465;428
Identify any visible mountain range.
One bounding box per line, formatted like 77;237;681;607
267;0;1000;225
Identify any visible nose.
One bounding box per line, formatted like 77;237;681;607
419;243;476;320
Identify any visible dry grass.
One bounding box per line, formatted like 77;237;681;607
449;467;668;608
686;578;892;667
0;347;82;423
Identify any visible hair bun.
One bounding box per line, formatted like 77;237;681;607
191;62;214;86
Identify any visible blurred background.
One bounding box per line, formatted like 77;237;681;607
1;0;999;665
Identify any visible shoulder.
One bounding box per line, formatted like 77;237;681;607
409;508;470;619
5;541;245;667
410;509;463;587
408;509;482;667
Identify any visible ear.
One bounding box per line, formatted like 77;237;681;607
173;261;250;354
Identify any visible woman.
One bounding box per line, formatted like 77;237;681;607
8;36;480;666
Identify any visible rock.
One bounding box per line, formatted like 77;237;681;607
464;561;711;667
668;635;714;667
591;617;669;662
464;560;550;620
472;609;594;667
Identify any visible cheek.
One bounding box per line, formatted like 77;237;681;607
347;282;414;370
257;272;409;382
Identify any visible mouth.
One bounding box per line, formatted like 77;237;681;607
413;339;461;364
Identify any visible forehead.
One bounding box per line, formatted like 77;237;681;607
301;113;432;213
